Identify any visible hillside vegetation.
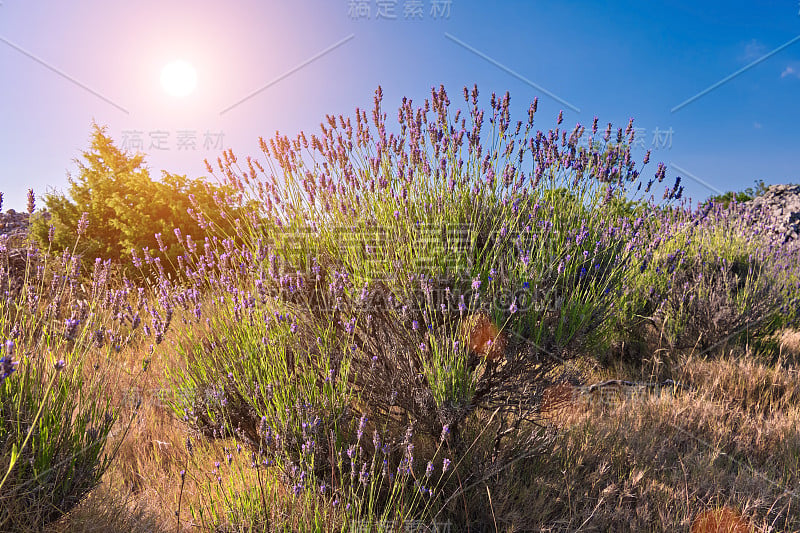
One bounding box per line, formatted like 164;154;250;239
2;85;799;532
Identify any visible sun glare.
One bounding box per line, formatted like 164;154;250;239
161;60;197;97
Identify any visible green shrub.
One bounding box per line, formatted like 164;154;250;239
706;178;769;209
30;123;246;278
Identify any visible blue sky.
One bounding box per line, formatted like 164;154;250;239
1;0;798;210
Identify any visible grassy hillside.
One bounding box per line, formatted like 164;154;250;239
2;85;799;532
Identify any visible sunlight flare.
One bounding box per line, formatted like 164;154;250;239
160;60;197;97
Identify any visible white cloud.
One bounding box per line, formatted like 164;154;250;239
742;39;767;61
781;66;799;79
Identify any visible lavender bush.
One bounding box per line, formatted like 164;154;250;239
0;211;131;530
603;196;800;362
162;85;686;528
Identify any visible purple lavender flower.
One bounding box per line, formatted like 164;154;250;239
357;415;367;441
0;355;17;383
442;458;452;473
302;440;315;455
77;212;89;236
131;249;142;269
27;189;35;214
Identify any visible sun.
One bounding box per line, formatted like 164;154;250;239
161;60;197;97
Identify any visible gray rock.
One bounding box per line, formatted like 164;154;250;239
743;183;800;243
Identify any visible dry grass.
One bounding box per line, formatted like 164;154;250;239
778;328;800;361
476;348;800;531
40;311;217;532
42;310;343;533
691;506;753;533
35;327;800;532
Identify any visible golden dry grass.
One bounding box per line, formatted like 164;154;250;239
43;310;343;533
36;318;800;532
480;349;800;531
778;328;800;360
41;312;219;532
691;506;753;533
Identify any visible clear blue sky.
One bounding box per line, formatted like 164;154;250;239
1;0;798;211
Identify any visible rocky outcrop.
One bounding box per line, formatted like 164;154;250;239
0;209;31;243
745;184;800;243
0;210;34;295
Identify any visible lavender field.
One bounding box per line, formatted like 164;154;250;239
2;86;800;532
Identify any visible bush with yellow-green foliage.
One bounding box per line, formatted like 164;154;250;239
30;123;246;278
